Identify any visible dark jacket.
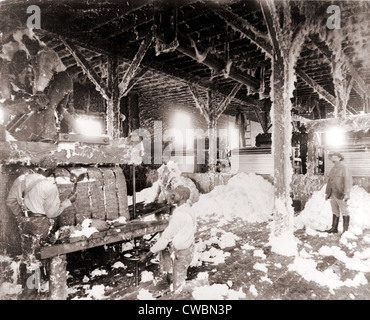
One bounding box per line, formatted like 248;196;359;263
325;162;352;200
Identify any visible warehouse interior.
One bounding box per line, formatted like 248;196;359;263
1;0;370;301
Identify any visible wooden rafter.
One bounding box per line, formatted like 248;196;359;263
105;7;156;40
87;0;149;32
208;4;273;57
296;69;335;107
260;0;281;56
253;106;270;133
188;84;210;123
215;83;243;118
62;39;110;101
146;54;262;108
121;68;148;97
309;34;370;101
175;34;260;90
36;29;110;56
118;33;153;97
189;82;243;123
211;1;353;117
107;56;121;138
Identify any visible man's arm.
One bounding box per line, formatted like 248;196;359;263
150;215;181;253
46;198;73;219
343;166;353;201
325;170;332;200
44;186;76;219
6;177;24;218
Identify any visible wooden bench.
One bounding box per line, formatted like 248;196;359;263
37;166;170;299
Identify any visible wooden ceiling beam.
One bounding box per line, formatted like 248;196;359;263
121;68;148;97
295;69;335;107
143;55;261;109
215;83;243;117
188;84;211;123
309;34;370;103
62;39;110;101
118;33;153;97
207;2;273;57
87;0;150;32
36;17;263;112
175;35;260;90
208;2;352;116
35;29;110;56
104;8;155;40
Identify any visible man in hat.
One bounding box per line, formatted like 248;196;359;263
6;157;78;297
140;185;196;294
0;30;79;142
325;151;352;234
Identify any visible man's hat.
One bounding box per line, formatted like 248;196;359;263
328;151;344;161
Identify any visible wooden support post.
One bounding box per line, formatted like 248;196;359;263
119;33;153;97
235;112;246;148
107;56;121;138
0;166;9;254
49;255;68;300
261;0;308;248
306;129;317;176
119;93;140;137
132;165;136;220
61;40;110;101
130;93;140;132
332;51;350;118
270;53;296;238
215;83;243;119
253;106;269;134
120;96;130;138
364;96;370;114
208;118;217;172
190;83;241;172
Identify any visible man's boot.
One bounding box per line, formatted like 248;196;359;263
325;214;339;233
342;216;350;234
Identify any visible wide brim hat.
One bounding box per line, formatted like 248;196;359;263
328;151;344;161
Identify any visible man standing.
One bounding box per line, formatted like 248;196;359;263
6;159;77;297
325;151;352;234
140;185;196;294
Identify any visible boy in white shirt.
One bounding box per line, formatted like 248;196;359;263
140;185;196;293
